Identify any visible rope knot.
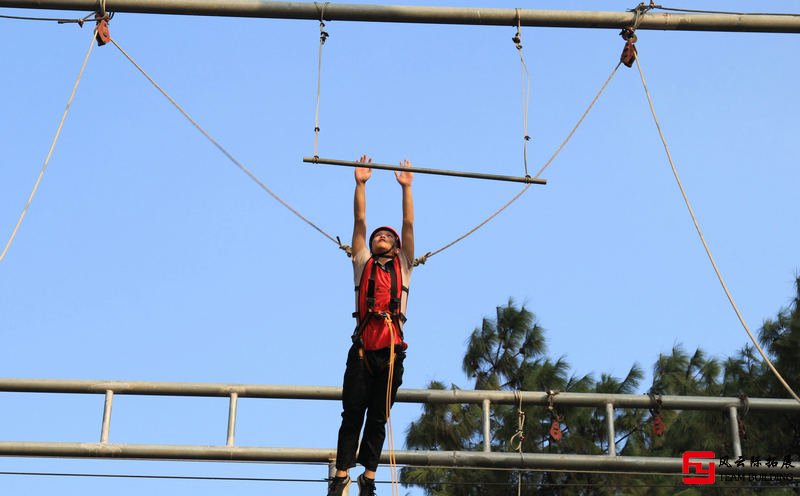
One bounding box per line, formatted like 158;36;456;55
336;236;352;257
412;252;431;267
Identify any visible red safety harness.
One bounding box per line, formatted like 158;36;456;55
351;255;408;351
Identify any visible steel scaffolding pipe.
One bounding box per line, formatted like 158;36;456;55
1;441;798;476
1;0;800;33
3;378;800;474
2;378;800;411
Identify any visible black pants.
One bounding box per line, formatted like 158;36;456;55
335;344;405;472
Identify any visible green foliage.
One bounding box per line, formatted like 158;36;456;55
401;280;800;495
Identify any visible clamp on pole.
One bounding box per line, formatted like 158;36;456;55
546;389;563;442
95;0;111;46
648;389;665;437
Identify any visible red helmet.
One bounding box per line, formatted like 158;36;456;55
369;226;401;253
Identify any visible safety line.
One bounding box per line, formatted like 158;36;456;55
0;13;93;24
385;317;400;496
0;28;97;264
414;61;621;266
107;37;343;248
650;4;800;17
633;53;800;404
0;471;326;482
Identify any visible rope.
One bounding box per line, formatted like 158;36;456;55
512;9;532;178
384;315;400;496
0;13;94;24
1;28;97;264
313;2;329;158
509;390;526;496
650;4;800;17
633;52;800;404
108;37;343;248
414;61;621;266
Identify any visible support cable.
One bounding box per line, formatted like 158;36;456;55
649;4;800;17
413;61;621;267
1;469;705;487
512;8;532;178
107;37;345;250
633;52;800;404
0;12;94;24
0;27;97;263
312;2;329;158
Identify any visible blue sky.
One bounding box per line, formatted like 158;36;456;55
2;1;799;494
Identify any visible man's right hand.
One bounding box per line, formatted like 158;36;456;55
355;154;373;184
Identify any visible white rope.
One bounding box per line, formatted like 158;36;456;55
1;29;97;263
416;62;622;266
108;37;343;247
634;52;800;403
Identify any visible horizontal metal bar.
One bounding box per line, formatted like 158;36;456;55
1;1;800;33
0;441;795;475
2;378;799;411
303;157;546;185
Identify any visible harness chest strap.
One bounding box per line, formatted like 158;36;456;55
352;256;408;345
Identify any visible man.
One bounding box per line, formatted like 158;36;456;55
328;155;414;496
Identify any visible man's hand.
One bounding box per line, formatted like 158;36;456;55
355;154;373;184
394;159;413;187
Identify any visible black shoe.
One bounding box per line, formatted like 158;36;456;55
357;473;377;496
327;475;351;496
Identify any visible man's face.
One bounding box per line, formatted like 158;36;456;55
371;230;398;254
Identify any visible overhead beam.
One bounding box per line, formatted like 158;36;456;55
2;1;800;33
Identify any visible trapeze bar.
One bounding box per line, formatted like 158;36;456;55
303;157;547;185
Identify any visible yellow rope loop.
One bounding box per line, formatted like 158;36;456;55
509;390;526;452
383;314;400;496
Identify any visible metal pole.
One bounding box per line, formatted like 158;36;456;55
303;157;547;185
605;402;616;456
2;378;800;411
1;1;799;33
482;398;491;452
728;406;742;459
100;390;113;443
226;392;238;447
1;441;798;475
